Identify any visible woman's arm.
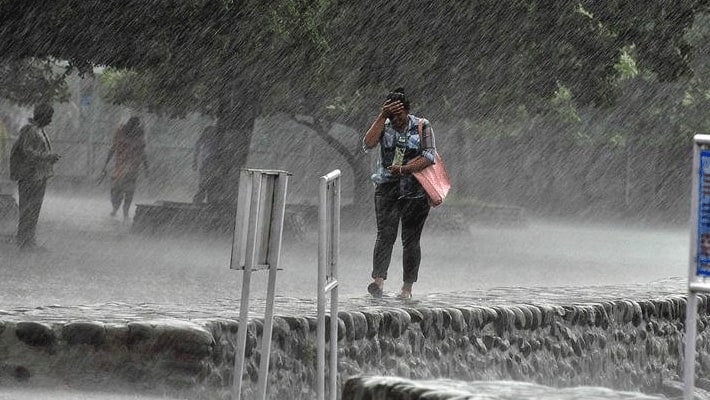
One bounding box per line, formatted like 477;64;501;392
390;119;436;175
399;155;431;174
363;113;387;149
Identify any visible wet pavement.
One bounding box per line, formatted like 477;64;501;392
0;191;692;323
0;191;698;400
0;388;180;400
0;277;689;323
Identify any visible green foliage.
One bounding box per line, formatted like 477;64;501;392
551;84;581;124
614;47;639;80
0;59;69;106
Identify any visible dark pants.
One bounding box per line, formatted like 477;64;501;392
111;176;136;218
371;181;430;284
17;179;47;248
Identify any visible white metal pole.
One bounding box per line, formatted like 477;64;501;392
233;172;262;400
684;292;698;400
256;266;277;399
328;174;340;400
328;283;338;400
317;170;341;400
256;172;289;400
234;267;252;400
317;174;327;400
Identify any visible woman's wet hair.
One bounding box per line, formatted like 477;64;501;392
386;87;410;110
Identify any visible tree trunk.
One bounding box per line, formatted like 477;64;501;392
351;157;373;217
211;91;259;216
295;116;374;222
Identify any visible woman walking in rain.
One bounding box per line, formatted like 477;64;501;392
101;116;148;220
362;88;438;299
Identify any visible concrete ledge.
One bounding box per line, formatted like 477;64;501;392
341;376;666;400
132;201;233;234
0;293;709;399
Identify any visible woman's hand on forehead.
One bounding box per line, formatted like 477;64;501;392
383;100;405;117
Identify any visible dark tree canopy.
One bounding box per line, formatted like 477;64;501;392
1;0;708;209
2;0;706;118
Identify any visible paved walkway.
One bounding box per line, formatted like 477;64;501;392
0;277;688;323
0;192;691;323
0;388;181;400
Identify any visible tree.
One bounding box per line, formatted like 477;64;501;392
0;59;69;106
0;0;331;210
1;0;708;216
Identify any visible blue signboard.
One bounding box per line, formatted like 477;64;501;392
697;150;710;275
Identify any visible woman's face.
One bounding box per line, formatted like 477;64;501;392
391;108;408;129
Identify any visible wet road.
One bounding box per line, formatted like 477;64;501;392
0;388;180;400
0;192;689;309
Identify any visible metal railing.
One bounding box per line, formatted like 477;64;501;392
230;168;290;400
317;169;341;400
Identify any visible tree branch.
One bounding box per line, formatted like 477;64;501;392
292;115;358;166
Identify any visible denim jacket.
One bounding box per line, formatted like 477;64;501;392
363;114;437;199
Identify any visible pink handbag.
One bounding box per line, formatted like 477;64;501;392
412;120;451;207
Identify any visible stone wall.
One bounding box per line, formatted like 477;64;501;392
341;376;670;400
1;294;709;399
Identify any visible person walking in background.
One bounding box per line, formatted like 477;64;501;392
192;125;219;204
362;88;438;299
9;103;61;251
101;116;148;220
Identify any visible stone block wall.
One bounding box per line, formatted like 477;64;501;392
341;376;670;400
1;295;709;399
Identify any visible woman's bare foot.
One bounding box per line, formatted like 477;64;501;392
398;282;413;299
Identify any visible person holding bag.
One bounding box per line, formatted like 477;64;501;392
362;88;437;299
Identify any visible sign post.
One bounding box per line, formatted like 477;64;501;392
231;168;290;400
684;134;710;399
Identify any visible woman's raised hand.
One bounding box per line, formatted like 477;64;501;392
381;100;404;119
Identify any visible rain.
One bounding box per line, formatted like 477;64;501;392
0;1;707;399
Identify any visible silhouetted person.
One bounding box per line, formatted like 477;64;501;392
192;125;219;204
9;103;60;251
362;88;438;299
101;116;148;220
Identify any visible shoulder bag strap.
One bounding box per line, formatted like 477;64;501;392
418;118;424;150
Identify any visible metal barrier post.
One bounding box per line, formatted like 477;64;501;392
684;134;710;399
317;169;341;400
231;168;290;400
